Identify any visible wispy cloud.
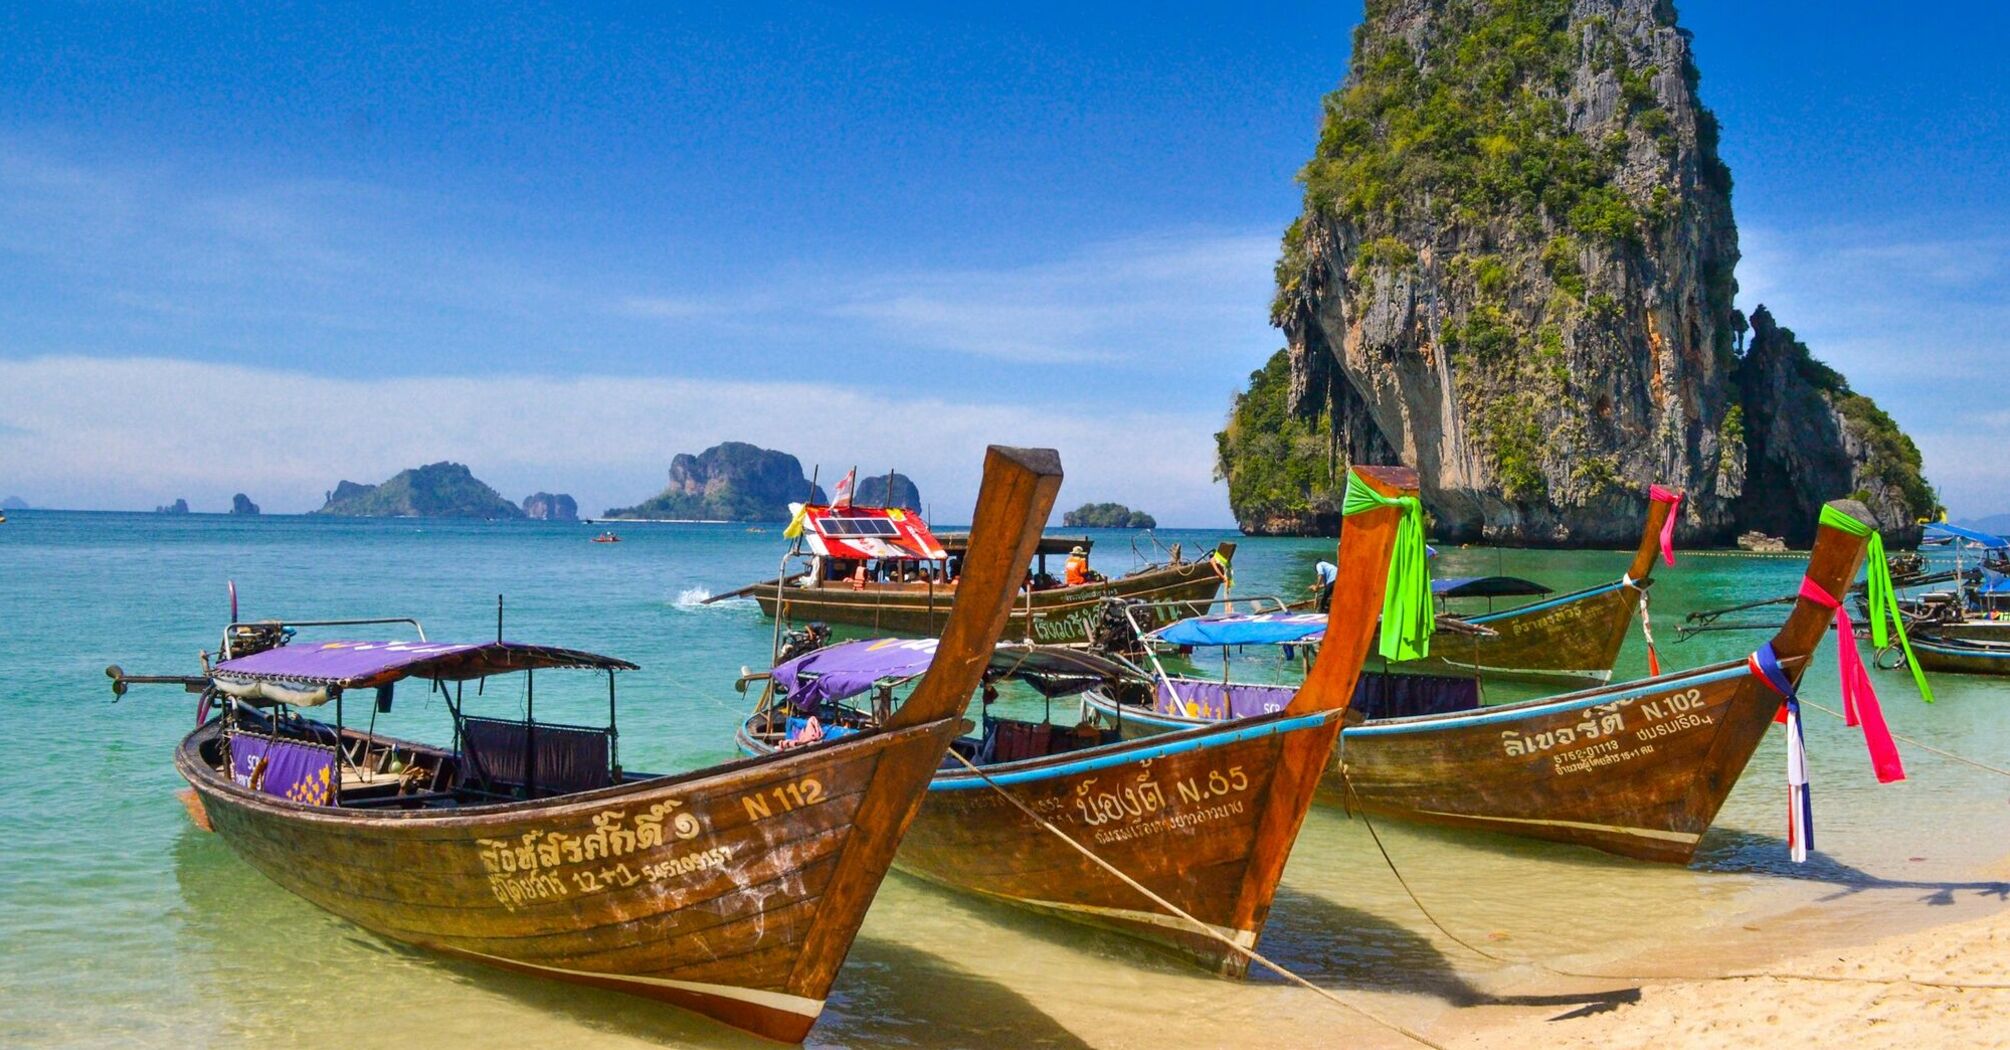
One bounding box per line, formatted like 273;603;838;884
1736;223;2010;516
0;356;1232;524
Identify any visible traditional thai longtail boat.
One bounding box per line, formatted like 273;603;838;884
109;444;1065;1043
1082;498;1885;864
707;498;1234;644
1400;484;1683;683
736;465;1421;974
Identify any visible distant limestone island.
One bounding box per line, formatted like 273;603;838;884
522;492;579;521
231;493;260;516
1062;502;1157;529
601;442;920;522
155;498;190;515
314;462;547;520
1;496;27;511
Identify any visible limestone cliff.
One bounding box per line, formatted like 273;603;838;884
1219;0;1932;543
315;463;525;518
1063;503;1159;529
230;493;260;516
521;492;579;521
604;442;826;521
852;473;922;511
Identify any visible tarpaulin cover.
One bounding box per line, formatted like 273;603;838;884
228;733;335;804
1924;522;2008;550
1148;612;1330;647
1432;575;1552;599
1980;569;2010;595
212;640;636;688
1151;673;1481;722
771;638;1139;708
793;504;949;561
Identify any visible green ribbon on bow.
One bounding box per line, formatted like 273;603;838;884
1817;504;1933;703
1342;470;1434;661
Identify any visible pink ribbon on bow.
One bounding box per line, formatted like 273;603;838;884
1797;577;1906;783
1649;485;1682;567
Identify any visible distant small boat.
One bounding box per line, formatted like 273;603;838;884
592;531;621;543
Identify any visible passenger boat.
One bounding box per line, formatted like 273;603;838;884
1081;497;1880;864
710;500;1233;644
108;444;1066;1043
737;465;1419;974
1398;484;1684;683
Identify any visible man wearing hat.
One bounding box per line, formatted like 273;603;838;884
1064;544;1093;586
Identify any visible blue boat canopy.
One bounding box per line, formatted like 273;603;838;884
1925;522;2008;550
1147;612;1330;648
1431;575;1552;599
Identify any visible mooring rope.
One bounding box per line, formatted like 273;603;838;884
1800;698;2010;778
944;748;1451;1050
1338;770;2010;992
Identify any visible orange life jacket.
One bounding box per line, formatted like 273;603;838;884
1064;555;1089;586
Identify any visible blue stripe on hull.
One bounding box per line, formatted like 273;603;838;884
927;711;1338;791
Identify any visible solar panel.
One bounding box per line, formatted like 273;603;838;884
821;517;898;537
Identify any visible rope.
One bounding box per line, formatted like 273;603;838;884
1338;770;2010;991
1800;698;2010;778
944;748;1451;1050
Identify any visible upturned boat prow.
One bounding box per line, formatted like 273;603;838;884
861;463;1416;976
156;442;1064;1044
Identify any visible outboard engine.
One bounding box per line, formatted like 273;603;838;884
777;622;832;665
1087;599;1147;659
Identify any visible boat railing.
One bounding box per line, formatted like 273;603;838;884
222;616;428;658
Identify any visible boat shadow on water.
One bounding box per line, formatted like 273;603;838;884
1692;827;2010;904
890;867;1637;1021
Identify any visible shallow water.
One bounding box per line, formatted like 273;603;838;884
1;513;2004;1048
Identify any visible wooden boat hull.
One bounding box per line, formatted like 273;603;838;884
740;709;1345;975
754;555;1229;644
1407;579;1641;684
179;716;960;1043
1083;661;1781;864
1907;635;2010;676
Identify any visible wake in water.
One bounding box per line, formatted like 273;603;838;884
674;586;714;608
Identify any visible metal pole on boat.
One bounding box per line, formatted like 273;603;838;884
772;466;819;666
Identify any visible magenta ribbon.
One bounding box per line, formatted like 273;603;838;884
1649;485;1682;567
1797;577;1906;784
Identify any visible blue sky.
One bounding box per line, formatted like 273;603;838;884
2;2;2006;523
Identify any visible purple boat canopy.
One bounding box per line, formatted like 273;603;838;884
771;638;1138;709
213;640;636;693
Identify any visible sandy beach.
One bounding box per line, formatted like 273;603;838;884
1457;902;2010;1049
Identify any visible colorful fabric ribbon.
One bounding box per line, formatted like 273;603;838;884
1749;643;1813;863
1816;504;1934;703
1649;485;1683;567
1342;470;1434;662
1796;577;1906;783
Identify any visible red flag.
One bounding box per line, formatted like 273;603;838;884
832;468;856;510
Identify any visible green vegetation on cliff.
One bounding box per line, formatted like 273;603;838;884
1062;502;1157;529
1754;317;1935;515
315;462;524;518
1214;350;1345;529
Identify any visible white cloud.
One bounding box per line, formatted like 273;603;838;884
0;356;1233;524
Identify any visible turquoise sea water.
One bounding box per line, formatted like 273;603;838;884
1;512;2005;1048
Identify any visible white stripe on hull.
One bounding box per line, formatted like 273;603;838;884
455;948;826;1018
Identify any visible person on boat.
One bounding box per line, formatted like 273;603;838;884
1309;559;1338;612
1064;545;1093;586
